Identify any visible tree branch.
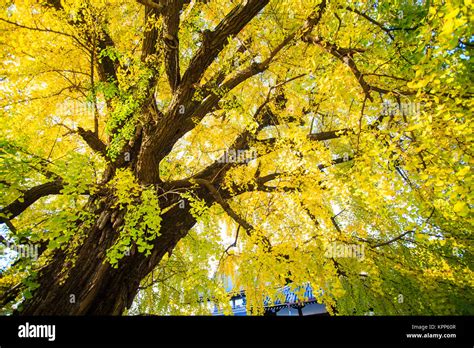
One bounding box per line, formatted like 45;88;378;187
135;3;329;184
193;178;272;251
180;0;270;88
136;0;164;10
259;128;353;148
162;1;185;91
135;0;271;184
141;6;162;61
0;180;64;222
302;35;415;100
302;35;375;101
1;143;60;181
188;12;324;127
344;7;394;40
0;18;87;50
76;127;108;157
345;7;420;38
43;0;118;83
193;178;254;232
372;230;414;248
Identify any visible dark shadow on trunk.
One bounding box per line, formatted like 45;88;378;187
18;193;197;315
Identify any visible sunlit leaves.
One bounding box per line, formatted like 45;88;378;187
106;169;162;266
1;0;472;316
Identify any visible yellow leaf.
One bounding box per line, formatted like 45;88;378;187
453;202;469;217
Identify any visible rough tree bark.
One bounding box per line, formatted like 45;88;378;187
2;0;353;315
6;0;275;315
1;0;454;317
18;193;196;315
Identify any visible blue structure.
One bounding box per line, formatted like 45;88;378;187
212;283;327;316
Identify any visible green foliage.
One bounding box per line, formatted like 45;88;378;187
106;169;162;267
128;209;230;315
179;191;209;222
0;0;472;316
105;64;154;160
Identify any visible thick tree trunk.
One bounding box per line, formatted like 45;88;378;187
6;0;273;316
18;193;197;315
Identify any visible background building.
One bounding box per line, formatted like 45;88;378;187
212;283;327;316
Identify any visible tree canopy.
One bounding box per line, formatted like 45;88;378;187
0;0;473;315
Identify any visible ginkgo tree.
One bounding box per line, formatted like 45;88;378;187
0;0;472;315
